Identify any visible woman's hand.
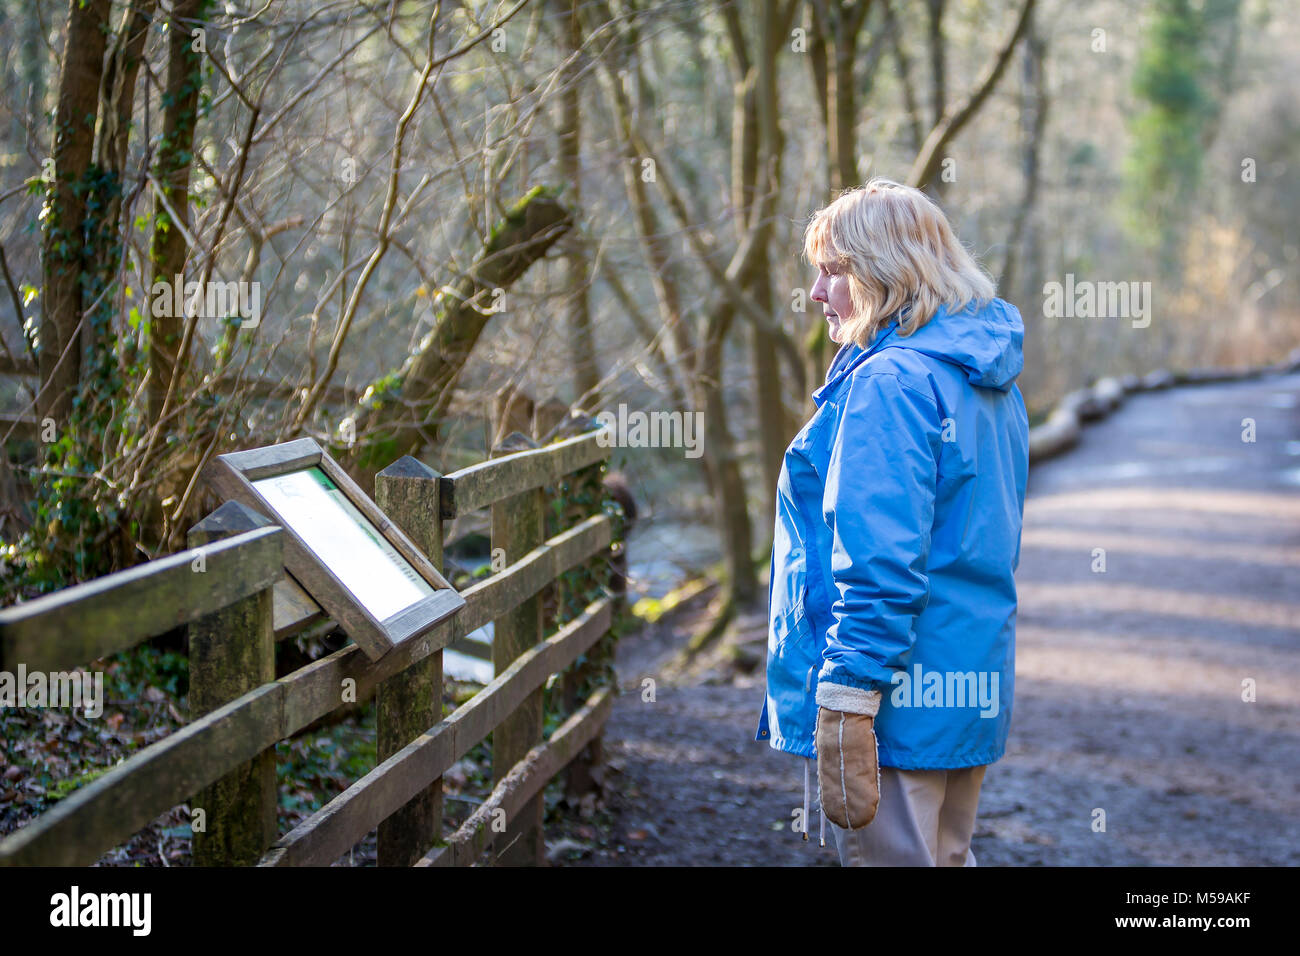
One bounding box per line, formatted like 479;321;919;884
815;686;883;829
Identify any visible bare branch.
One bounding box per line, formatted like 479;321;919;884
906;0;1037;190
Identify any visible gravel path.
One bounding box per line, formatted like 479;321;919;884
568;371;1300;866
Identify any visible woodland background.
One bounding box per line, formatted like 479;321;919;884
1;0;1297;621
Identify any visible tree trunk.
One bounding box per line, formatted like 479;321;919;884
91;0;157;356
804;1;870;411
830;18;860;193
699;302;757;606
554;0;600;407
148;0;207;425
749;0;793;547
1000;11;1047;300
38;0;112;424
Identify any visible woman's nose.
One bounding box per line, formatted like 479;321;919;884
811;275;826;301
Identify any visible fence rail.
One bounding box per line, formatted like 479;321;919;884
0;423;621;867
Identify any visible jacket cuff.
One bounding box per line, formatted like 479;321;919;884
816;682;882;717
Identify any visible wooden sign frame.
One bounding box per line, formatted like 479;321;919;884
205;438;464;661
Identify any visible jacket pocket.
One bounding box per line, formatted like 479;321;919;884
773;605;818;692
769;522;809;646
766;602;820;752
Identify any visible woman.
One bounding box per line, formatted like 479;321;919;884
756;178;1029;866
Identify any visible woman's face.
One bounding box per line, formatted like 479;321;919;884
810;259;854;343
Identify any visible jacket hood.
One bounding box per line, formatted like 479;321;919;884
817;298;1025;403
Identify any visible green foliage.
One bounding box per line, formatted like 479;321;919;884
44;764;112;801
485;184;563;250
3;163;139;600
362;371;404;410
5;2;224;603
537;453;629;735
275;702;377;821
345;374;406;469
104;644;190;700
1123;0;1241;269
352;431;401;473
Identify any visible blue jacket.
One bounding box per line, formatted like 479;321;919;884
756;298;1029;769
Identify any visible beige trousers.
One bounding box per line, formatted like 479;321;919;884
829;764;988;866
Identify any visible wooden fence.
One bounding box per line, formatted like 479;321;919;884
0;424;621;867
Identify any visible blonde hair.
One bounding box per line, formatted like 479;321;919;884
802;178;996;348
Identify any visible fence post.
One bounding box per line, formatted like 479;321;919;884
187;500;278;866
490;430;546;865
492;385;535;451
374;455;446;866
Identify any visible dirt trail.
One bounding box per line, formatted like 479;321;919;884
564;371;1300;866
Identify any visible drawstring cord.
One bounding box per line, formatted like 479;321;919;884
802;758;827;846
804;663;826;846
803;665;815;842
802;759;811;842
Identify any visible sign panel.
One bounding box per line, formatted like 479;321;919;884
251;467;435;621
206;439;463;660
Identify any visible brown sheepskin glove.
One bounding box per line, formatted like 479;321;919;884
814;683;883;830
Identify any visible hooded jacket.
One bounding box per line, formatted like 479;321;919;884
756;297;1029;769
